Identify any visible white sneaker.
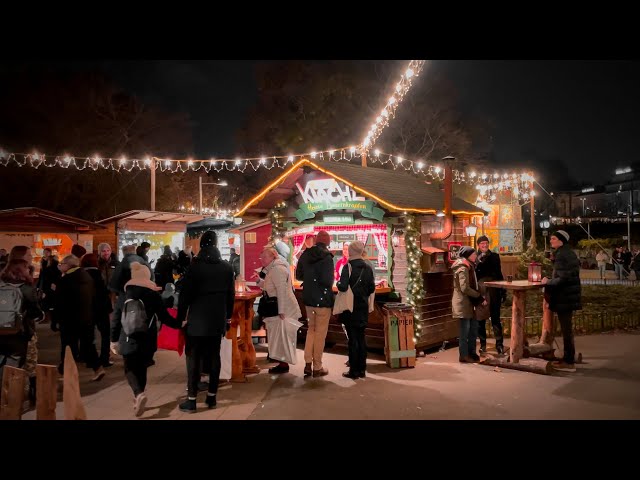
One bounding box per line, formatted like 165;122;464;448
133;393;147;417
91;367;106;382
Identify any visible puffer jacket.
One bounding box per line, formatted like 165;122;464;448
545;244;582;313
451;258;482;319
262;257;301;320
295;243;335;308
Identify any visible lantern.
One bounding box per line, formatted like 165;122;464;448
235;278;247;294
528;262;542;283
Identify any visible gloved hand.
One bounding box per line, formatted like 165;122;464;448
110;342;120;356
50;321;59;332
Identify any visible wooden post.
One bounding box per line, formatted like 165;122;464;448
36;364;58;420
510;290;526;363
0;365;26;420
150;157;156;211
229;300;246;383
540;298;554;346
361;151;367;168
241;300;260;374
63;346;87;420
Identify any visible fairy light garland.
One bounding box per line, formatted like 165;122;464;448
268;201;287;243
404;213;424;341
361;60;426;151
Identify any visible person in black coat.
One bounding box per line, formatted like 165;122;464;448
474;235;506;354
81;254;114;367
337;241;376;379
110;262;180;417
39;256;61;316
177;231;235;413
295;230;335;377
52;255;105;380
154;245;177;288
542;230;581;372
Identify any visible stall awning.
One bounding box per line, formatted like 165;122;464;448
236;159;485;216
98;210;205;225
0;207;106;233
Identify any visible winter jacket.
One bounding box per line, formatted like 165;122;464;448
229;253;241;279
39;262;61;311
108;253;152;295
337;258;376;327
154;254;176;288
595;251;609;266
53;267;95;328
545;244;582;313
261;257;301;320
111;285;180;357
84;267;113;323
177;246;235;337
451;258;482;319
0;282;40;362
475;250;503;282
295;243;335;308
474;281;491;321
98;255;120;287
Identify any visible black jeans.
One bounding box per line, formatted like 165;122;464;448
185;335;222;398
96;315;111;365
557;311;575;364
60;324;100;371
477;288;504;348
124;352;149;396
345;323;367;375
458;318;478;358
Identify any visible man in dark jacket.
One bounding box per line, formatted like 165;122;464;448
229;248;241;279
154;245;177;288
52;255;105;380
475;235;506;354
542;230;581;373
97;242;120;288
177;231;235;413
295;230;334;378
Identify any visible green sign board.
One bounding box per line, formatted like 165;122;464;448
323;214;354;225
295;200;385;222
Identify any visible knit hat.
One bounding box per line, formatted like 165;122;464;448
552;230;570;244
476;235;490;245
200;230;217;248
348;241;365;260
163;245;172;256
71;244;87;258
125;262;162;291
458;246;476;259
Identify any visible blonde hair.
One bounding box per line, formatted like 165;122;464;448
262;246;279;261
62;255;80;267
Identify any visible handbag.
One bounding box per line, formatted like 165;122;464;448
157;324;185;356
257;291;279;318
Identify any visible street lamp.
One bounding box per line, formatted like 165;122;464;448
580;197;586;217
199;176;228;214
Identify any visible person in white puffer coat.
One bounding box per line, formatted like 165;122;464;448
258;246;301;374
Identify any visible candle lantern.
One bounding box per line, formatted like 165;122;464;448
235;278;247;294
528;262;542;283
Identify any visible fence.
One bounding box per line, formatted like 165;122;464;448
488;310;640;337
580;278;639;287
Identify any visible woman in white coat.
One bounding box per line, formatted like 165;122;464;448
258;246;301;374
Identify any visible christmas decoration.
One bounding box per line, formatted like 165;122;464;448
268;201;287;243
404;213;424;341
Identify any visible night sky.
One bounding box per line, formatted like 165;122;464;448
5;60;639;186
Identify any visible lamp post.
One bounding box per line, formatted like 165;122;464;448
580;197;586;217
199;176;228;214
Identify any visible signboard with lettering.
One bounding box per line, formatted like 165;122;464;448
294;178;385;222
323;214;354;225
448;242;463;263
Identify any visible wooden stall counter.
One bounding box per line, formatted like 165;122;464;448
293;284;392;294
228;291;261;383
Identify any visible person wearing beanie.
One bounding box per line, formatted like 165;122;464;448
110;262;181;417
474;235;506;354
335;240;376;379
71;244;87;259
542;231;581;372
451;246;485;363
295;230;335;378
177;229;235;413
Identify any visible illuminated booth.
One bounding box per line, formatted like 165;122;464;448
236;159;485;352
0;207;105;276
91;210;205;263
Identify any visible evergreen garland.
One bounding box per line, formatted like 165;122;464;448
268;201;287;243
404;214;424;339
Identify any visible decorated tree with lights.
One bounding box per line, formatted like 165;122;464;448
404;214;424;338
268;201;287;243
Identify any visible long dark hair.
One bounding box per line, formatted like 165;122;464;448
1;259;34;284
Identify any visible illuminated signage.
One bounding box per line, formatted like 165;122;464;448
581;187;595;193
615;167;632;175
296;179;365;204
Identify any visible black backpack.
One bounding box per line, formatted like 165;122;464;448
121;299;156;338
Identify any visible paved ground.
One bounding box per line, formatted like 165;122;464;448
22;323;640;420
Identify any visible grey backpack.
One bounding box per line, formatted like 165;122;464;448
0;282;24;335
121;298;156;338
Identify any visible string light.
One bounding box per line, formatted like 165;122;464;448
403;213;424;335
361;60;426;151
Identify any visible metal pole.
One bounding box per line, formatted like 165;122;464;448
199;176;203;214
150;157;156;211
530;188;536;249
628;191;632;251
